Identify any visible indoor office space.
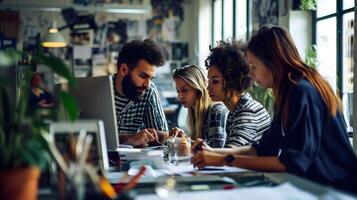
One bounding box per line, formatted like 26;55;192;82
0;0;356;199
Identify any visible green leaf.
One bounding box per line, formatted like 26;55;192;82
60;91;79;121
20;136;50;169
37;53;77;89
0;48;22;67
247;85;274;116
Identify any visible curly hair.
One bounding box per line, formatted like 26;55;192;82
205;39;251;94
117;39;164;69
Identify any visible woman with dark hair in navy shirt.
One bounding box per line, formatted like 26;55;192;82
192;25;357;194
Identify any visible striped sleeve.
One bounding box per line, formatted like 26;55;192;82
143;86;169;131
225;96;271;148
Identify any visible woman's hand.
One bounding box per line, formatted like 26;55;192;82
191;138;213;153
191;151;225;169
169;127;185;137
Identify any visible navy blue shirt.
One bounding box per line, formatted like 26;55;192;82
253;79;357;192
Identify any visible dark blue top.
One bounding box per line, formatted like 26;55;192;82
252;79;357;193
28;89;54;109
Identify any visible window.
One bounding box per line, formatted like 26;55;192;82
223;0;233;39
235;0;247;40
213;0;223;44
212;0;248;45
313;1;355;132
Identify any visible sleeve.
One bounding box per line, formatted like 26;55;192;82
225;109;264;148
251;122;280;156
277;84;323;174
205;104;228;148
143;87;169;131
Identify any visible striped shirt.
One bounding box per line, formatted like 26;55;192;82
112;75;168;134
202;103;229;148
225;93;271;148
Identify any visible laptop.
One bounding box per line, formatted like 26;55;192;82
72;76;119;150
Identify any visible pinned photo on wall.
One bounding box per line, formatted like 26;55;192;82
70;31;93;45
252;0;279;35
162;17;181;41
127;20;146;40
146;18;162;41
171;42;188;61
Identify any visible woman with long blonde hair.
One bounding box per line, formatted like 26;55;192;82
172;65;228;148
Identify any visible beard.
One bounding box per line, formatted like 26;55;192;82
122;74;147;102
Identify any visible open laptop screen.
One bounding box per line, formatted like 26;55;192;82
73;76;119;150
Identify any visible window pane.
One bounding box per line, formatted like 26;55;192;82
213;0;222;45
235;0;247;40
342;12;354;131
343;12;354;93
316;18;337;92
316;0;336;18
343;0;354;9
223;0;233;39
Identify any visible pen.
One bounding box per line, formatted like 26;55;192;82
120;166;146;192
148;140;164;147
194;143;203;153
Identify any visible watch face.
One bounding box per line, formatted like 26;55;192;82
225;154;235;163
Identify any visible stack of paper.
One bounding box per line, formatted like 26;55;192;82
116;148;166;169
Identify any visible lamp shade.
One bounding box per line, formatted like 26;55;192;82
42;28;67;48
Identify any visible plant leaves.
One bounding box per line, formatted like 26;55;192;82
0;48;22;67
37;53;76;89
60;91;79;121
20;136;50;170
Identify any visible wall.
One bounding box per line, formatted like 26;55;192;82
180;0;199;66
279;0;312;59
197;0;212;68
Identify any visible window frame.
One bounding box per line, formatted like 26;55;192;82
312;1;354;97
211;0;249;46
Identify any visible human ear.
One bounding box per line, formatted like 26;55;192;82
118;63;129;76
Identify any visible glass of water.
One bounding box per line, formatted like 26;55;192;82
166;136;191;165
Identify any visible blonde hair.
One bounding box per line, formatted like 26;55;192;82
172;65;211;139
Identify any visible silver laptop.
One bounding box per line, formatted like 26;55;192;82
73;76;119;150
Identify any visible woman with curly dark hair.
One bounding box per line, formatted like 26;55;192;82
192;39;270;153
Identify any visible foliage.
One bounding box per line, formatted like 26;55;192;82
300;0;316;11
247;84;274;116
0;48;78;170
305;44;317;69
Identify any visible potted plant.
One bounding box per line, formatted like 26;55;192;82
299;0;316;11
305;44;318;69
0;48;78;200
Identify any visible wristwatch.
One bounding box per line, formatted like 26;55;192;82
224;154;235;166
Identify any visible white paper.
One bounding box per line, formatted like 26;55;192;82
136;183;318;200
73;45;92;60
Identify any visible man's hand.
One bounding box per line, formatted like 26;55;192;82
191;151;225;169
129;128;158;147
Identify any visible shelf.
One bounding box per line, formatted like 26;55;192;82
0;3;151;14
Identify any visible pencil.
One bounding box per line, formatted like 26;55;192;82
122;166;146;191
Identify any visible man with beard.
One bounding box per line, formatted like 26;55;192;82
113;39;169;147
